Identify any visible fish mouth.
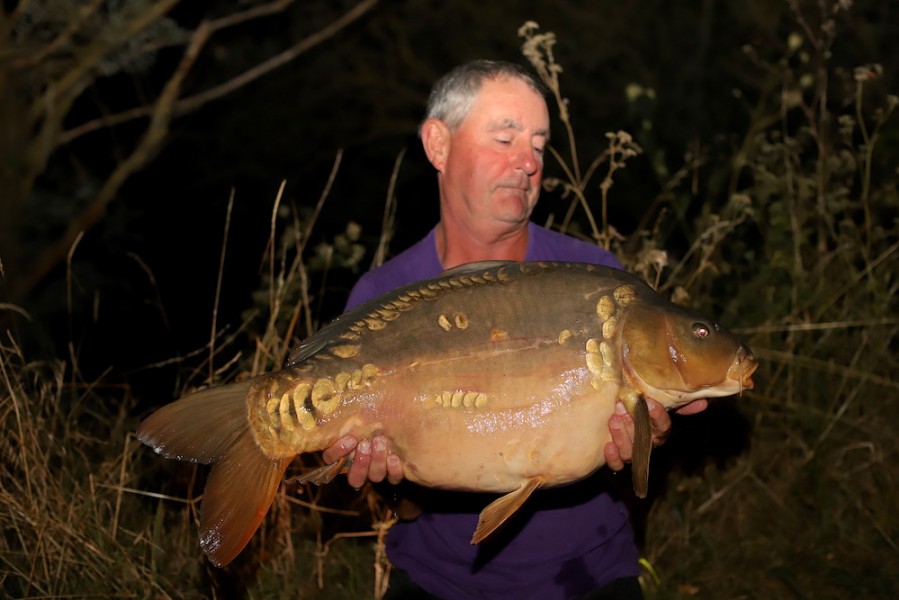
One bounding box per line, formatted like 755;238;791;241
729;345;759;391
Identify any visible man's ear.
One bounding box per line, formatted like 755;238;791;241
421;118;450;171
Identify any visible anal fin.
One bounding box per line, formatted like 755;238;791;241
471;476;544;544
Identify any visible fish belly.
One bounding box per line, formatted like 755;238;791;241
320;333;619;493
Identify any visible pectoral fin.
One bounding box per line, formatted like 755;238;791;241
628;394;652;498
471;476;544;544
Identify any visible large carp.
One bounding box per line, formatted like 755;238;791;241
137;261;757;567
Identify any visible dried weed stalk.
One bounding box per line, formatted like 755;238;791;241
519;21;644;251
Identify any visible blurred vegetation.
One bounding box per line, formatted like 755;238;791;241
0;0;377;305
2;0;898;598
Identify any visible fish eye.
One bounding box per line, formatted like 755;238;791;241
692;323;711;340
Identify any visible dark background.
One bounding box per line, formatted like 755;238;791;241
5;0;897;403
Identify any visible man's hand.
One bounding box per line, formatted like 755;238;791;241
603;398;708;471
321;433;404;489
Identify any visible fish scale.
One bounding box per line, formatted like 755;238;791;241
136;260;758;567
250;262;619;472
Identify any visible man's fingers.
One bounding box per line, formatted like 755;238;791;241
323;432;407;488
604;440;625;472
675;398;708;415
367;435;389;483
386;453;403;484
322;434;357;464
608;401;634;462
646;398;672;446
346;440;371;489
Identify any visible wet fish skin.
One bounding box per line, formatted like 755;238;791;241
136;260;757;566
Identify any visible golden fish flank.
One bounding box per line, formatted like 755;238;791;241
431;390;488;409
586;337;618;387
293;384;315;429
438;312;471;331
377;307;400;321
263;363;380;423
312;378;339;414
136;260;758;568
490;328;509;342
390;298;412;311
602;342;619;380
296;405;316;431
340;364;380;392
364;317;386;331
597;294;616;321
330;344;360;359
438;314;453;331
613;284;637;306
278;393;305;433
361;363;380;382
585;338;604;374
261;382;310;440
291;383;312;412
496;267;513;283
602;316;618;340
335;372;352;390
260;362;384;450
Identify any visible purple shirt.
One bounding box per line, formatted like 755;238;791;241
345;222;640;600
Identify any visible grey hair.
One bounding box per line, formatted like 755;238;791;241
423;60;547;131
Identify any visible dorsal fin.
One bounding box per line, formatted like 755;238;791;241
440;260;514;277
287;261;521;366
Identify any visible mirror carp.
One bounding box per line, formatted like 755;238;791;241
136;260;758;567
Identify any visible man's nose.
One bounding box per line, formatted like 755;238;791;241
515;146;540;176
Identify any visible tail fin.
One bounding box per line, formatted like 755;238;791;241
199;432;290;566
136;380;292;567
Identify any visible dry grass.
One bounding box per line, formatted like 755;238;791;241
0;330;386;598
0;332;204;598
0;161;391;598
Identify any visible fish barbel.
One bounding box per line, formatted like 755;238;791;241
136;261;758;567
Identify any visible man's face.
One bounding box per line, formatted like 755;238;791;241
441;77;550;228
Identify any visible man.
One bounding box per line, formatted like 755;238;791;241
323;60;706;599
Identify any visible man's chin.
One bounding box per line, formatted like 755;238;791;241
492;197;535;224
